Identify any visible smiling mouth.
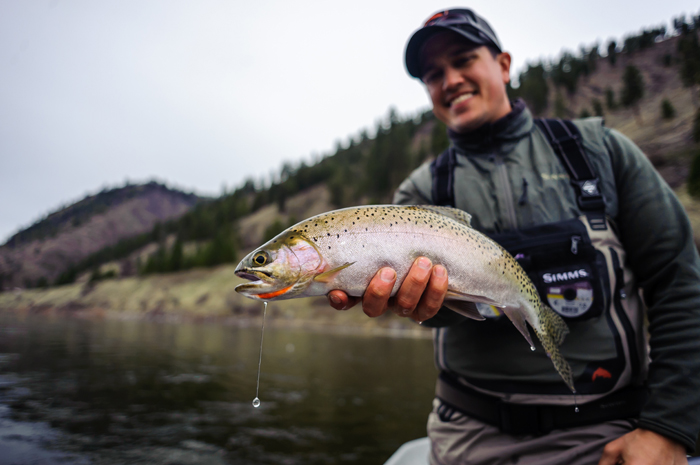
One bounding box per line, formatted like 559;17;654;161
448;91;477;107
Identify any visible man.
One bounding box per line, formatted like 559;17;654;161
329;8;700;465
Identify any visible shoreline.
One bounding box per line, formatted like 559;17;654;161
0;303;433;339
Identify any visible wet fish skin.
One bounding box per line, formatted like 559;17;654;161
234;205;574;392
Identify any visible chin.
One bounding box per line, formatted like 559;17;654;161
450;118;486;133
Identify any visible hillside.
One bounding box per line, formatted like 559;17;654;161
543;33;698;184
0;182;201;289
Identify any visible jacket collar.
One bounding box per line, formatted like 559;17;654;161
447;99;532;154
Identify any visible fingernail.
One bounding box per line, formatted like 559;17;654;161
380;268;395;282
329;294;341;306
434;265;446;278
417;257;431;270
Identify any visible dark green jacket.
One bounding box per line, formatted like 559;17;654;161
393;102;700;451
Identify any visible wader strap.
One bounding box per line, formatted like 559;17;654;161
429;148;457;207
533;118;607;231
436;372;647;436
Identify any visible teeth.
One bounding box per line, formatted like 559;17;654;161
451;93;474;106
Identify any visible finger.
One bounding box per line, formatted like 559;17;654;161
598;438;623;465
328;290;359;310
362;268;396;318
412;265;448;322
394;257;432;317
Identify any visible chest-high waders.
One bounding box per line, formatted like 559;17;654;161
429;119;649;436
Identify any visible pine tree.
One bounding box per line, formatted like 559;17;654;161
607;40;617;66
661;99;676;119
592;98;604;116
513;63;549;115
621;65;645;123
170;237;184;271
430;120;449;156
605;88;617;110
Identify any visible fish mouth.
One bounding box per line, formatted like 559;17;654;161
235;269;272;283
234;268;291;299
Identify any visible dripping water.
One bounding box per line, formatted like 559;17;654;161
530;346;535;351
252;301;268;408
574;391;579;413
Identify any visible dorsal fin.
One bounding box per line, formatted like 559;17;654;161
418;206;472;227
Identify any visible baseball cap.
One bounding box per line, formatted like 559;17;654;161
405;8;503;78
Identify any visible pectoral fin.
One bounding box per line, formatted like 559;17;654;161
443;300;485;321
313;262;355;283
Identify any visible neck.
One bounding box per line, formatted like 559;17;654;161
447;99;528;149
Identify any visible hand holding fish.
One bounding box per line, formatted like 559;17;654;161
234;205;575;392
327;257;449;323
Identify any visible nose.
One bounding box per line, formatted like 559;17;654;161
443;66;464;90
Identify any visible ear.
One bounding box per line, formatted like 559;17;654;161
497;52;512;84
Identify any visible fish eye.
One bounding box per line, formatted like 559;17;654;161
253;251;269;266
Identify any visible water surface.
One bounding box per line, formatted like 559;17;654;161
0;314;437;464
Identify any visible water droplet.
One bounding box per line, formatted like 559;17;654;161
574;406;579;413
530;346;536;351
253;302;267;409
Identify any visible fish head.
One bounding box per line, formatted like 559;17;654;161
234;232;322;300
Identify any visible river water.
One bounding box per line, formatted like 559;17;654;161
0;314;437;464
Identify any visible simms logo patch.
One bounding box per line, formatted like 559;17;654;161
543;269;588;283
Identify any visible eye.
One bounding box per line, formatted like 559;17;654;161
253;251;269;266
422;69;442;84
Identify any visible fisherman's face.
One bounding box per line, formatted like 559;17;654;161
420;31;512;133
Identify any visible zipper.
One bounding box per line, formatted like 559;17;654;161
571;236;581;255
494;155;518;230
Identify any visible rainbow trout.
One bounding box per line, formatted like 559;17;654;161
234;205;574;392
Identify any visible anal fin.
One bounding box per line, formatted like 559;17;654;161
443;300;485;321
446;289;507;308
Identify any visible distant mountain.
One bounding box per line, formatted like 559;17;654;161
0;182;202;289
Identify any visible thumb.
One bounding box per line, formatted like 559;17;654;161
598;437;623;465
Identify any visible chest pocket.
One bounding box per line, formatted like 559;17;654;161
488;219;609;321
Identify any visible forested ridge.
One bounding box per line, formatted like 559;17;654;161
2;11;700;292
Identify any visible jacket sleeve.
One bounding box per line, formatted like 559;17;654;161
393;163;471;327
605;128;700;451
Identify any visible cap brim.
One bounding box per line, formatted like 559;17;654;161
404;25;488;78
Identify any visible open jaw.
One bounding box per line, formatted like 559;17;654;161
234;269;293;300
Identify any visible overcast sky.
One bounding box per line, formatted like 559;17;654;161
1;0;698;243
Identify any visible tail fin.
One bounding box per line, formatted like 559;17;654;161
541;303;569;346
537;304;575;392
